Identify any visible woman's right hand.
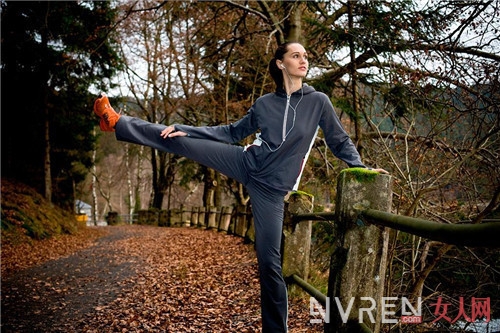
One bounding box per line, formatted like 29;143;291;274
372;168;389;174
160;126;187;139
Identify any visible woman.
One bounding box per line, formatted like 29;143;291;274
94;42;387;332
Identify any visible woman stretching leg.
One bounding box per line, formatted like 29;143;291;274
94;42;387;332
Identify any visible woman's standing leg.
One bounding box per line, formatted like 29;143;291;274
246;181;288;333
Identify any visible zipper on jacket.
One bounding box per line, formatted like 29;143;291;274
282;94;290;141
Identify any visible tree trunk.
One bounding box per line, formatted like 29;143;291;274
348;1;362;155
91;132;98;225
202;167;216;207
41;19;52;203
134;145;144;213
43;105;52;203
125;143;134;220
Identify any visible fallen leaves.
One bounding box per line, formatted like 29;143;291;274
2;225;323;332
74;226;262;332
1;226;107;277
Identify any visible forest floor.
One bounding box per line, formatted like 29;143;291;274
1;225;323;333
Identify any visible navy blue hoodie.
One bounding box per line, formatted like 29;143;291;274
175;84;366;192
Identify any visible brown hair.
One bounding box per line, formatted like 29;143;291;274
268;42;299;91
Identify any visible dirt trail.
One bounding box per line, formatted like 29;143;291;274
1;225;320;333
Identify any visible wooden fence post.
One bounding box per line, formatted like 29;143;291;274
106;211;119;225
282;191;313;282
191;207;199;228
219;206;233;233
327;169;392;333
168;208;179;226
234;204;248;237
158;210;169;227
180;205;190;227
198;207;206;229
245;215;255;243
207;206;218;229
148;208;159;225
138;210;146;225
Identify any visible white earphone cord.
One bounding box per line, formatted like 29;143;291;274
261;86;303;152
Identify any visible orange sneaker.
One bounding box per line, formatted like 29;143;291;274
93;93;120;132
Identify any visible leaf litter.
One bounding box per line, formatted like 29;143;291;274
1;225;322;332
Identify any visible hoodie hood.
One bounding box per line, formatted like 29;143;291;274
275;83;316;97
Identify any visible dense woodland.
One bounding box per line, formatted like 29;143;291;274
1;1;499;331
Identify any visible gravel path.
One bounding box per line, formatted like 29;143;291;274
1;225;321;333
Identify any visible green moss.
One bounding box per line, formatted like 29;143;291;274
290;190;314;198
340;167;379;183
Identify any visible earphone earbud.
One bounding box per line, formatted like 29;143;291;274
281;64;285;69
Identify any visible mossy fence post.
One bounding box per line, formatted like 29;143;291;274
159;209;169;227
326;168;392;333
137;210;148;225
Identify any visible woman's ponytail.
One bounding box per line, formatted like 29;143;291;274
268;42;293;91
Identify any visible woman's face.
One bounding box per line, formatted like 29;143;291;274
279;43;308;78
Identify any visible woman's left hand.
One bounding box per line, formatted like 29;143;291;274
160;126;187;139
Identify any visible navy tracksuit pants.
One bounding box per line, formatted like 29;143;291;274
115;116;288;332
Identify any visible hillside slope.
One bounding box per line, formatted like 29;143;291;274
1;178;106;277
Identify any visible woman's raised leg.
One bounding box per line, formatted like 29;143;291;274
115;116;249;185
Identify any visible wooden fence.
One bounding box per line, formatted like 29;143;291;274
287;169;499;333
111;204;256;240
